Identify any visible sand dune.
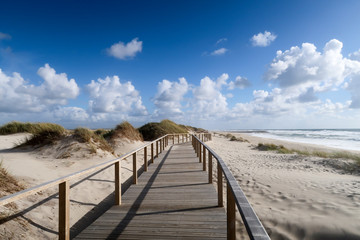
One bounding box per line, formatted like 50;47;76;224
0;133;147;239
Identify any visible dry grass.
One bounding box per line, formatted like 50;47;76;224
108;121;143;142
0;161;24;198
257;143;360;165
74;128;114;153
0;121;65;135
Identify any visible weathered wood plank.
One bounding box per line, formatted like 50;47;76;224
75;143;226;240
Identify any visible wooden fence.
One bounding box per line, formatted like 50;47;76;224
192;135;270;240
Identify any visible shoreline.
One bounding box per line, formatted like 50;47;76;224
215;131;360;154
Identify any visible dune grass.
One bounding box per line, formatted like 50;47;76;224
138;119;188;141
257;143;360;165
14;123;66;147
0;161;24;198
109;121;143;141
0;121;65;135
74;128;114;153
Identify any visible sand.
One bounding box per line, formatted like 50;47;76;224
1;132;360;239
0;133;148;239
207;132;360;240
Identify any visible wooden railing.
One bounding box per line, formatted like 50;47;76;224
0;133;194;240
192;134;270;240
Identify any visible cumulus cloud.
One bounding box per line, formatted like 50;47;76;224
0;64;80;112
211;48;228;56
228;76;251;90
265;39;360;108
251;31;277;47
153;77;189;116
192;75;228;118
53;107;89;121
87;75;147;116
0;32;11;40
106;38;142;60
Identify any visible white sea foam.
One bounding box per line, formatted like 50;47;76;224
248;129;360;151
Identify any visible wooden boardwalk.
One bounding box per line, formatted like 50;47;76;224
75;142;227;239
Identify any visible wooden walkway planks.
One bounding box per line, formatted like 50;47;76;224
75;142;226;240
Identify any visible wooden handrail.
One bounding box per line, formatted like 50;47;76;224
192;134;270;240
0;132;198;240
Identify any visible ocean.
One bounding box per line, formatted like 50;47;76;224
233;129;360;151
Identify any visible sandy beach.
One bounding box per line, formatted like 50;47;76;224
0;133;148;239
1;132;360;239
208;132;360;240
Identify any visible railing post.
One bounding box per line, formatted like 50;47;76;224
182;134;184;143
160;139;162;153
173;135;175;145
177;134;180;144
156;140;159;158
144;147;148;172
151;143;154;163
218;162;223;207
208;152;212;183
203;145;206;171
199;142;202;163
59;181;70;240
115;161;121;205
133;152;137;184
227;184;236;240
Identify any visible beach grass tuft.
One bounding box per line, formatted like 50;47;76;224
74;128;114;153
257;143;360;165
0;161;24;198
109;121;143;141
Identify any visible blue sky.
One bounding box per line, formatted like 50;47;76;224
1;0;360;129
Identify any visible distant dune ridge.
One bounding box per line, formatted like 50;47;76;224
0;122;359;239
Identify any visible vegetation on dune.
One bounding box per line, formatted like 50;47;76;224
221;133;249;142
0;161;24;198
138;119;188;141
179;124;207;133
74;128;114;153
257;143;360;165
0;121;65;135
108;121;143;142
16;123;66;147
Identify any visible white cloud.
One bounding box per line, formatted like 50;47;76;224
216;38;227;45
251;31;277;47
349;49;360;61
228;76;251;90
53;107;89;121
211;48;228;56
192;75;228;118
34;64;80;103
87;75;147;116
265;39;360;108
153;77;189;116
316;99;350;114
0;64;79;112
216;73;229;88
0;32;11;40
106;38;142;60
348;73;360;108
